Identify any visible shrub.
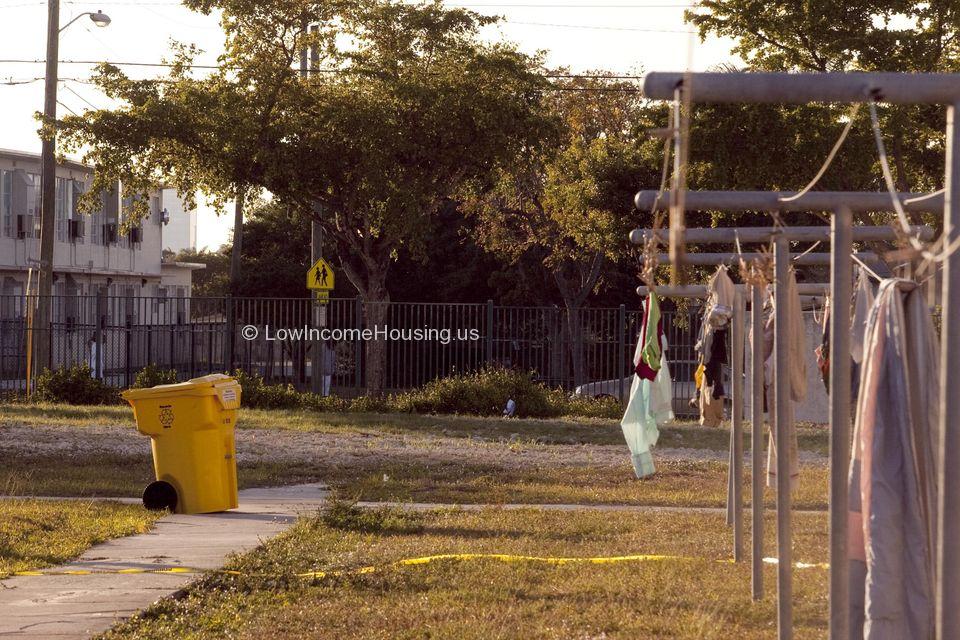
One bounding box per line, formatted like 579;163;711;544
230;369;304;410
33;365;119;405
348;394;392;413
557;392;623;420
132;364;179;389
301;393;349;412
388;366;562;418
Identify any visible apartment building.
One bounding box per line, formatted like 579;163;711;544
0;148;202;311
161;188;198;254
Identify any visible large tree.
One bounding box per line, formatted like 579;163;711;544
687;0;953;197
465;74;662;385
59;0;555;394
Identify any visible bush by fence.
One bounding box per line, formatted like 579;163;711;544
33;365;119;405
235;366;622;419
22;364;622;419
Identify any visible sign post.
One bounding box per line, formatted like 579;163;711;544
306;258;335;394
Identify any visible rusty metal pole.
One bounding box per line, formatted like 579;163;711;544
751;282;765;600
773;235;793;640
828;207;853;640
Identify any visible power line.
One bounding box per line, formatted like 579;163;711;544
62;82;103;109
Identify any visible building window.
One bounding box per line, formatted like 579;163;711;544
71;180;85;245
25;173;39;238
119;196;131;249
0;170;11;238
153;285;167;314
55;177;70;242
91;206;102;245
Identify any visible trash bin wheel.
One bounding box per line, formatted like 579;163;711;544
142;480;178;512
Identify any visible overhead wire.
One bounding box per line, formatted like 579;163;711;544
62;83;102;110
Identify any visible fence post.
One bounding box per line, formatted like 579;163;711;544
311;296;321;394
125;316;131;387
485;299;494;367
189;321;196;379
354;296;363;393
224;295;235;373
94;287;104;380
617;304;627;403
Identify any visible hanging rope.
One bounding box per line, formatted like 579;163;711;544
792;240;822;262
779;103;862;203
868;99;960;264
638;104;676;289
850;253;883;282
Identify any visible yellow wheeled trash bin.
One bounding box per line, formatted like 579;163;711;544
121;374;241;514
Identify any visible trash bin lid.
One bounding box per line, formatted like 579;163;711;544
121;374;238;401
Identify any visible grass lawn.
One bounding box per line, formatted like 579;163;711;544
98;506;829;639
1;450;829;511
1;403;829;509
0;498;161;578
1;402;831;453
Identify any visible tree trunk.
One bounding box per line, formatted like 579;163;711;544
229;191;245;293
553;252;604;389
362;272;389;395
563;301;587;388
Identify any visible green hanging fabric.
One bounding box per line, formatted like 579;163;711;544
636;292;662;381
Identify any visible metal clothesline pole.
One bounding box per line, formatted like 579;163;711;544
732;288;746;563
938;100;960;640
751;282;765;601
635;190;944;214
642;72;960;104
828;206;853;640
636;283;829;297
630;225;934;245
640;252;883;267
773;235;794;640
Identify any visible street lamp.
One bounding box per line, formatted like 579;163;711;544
34;5;111;375
60;9;111;31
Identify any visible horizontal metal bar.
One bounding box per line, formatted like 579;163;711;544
640;252;881;266
635;283;829;298
642;72;960;105
635;190;943;214
629;225;934;244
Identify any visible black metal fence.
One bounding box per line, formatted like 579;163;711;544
0;294;704;415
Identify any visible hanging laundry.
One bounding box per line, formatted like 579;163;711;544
694;266;736;427
764;270;806;492
815;296;831;392
705;264;736;326
819;269;876;399
696;265;737;359
848;280;939;640
699;326;728;427
621;297;674;479
850;267;876;365
635;291;662;381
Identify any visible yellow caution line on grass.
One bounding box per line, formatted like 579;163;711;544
11;552;828;578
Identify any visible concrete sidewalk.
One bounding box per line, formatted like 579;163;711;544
0;484;328;640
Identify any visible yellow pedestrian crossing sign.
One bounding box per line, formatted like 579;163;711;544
307;258;335;291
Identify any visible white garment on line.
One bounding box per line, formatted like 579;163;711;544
620;334;674;478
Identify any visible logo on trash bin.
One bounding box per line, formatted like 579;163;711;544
159;405;174;429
